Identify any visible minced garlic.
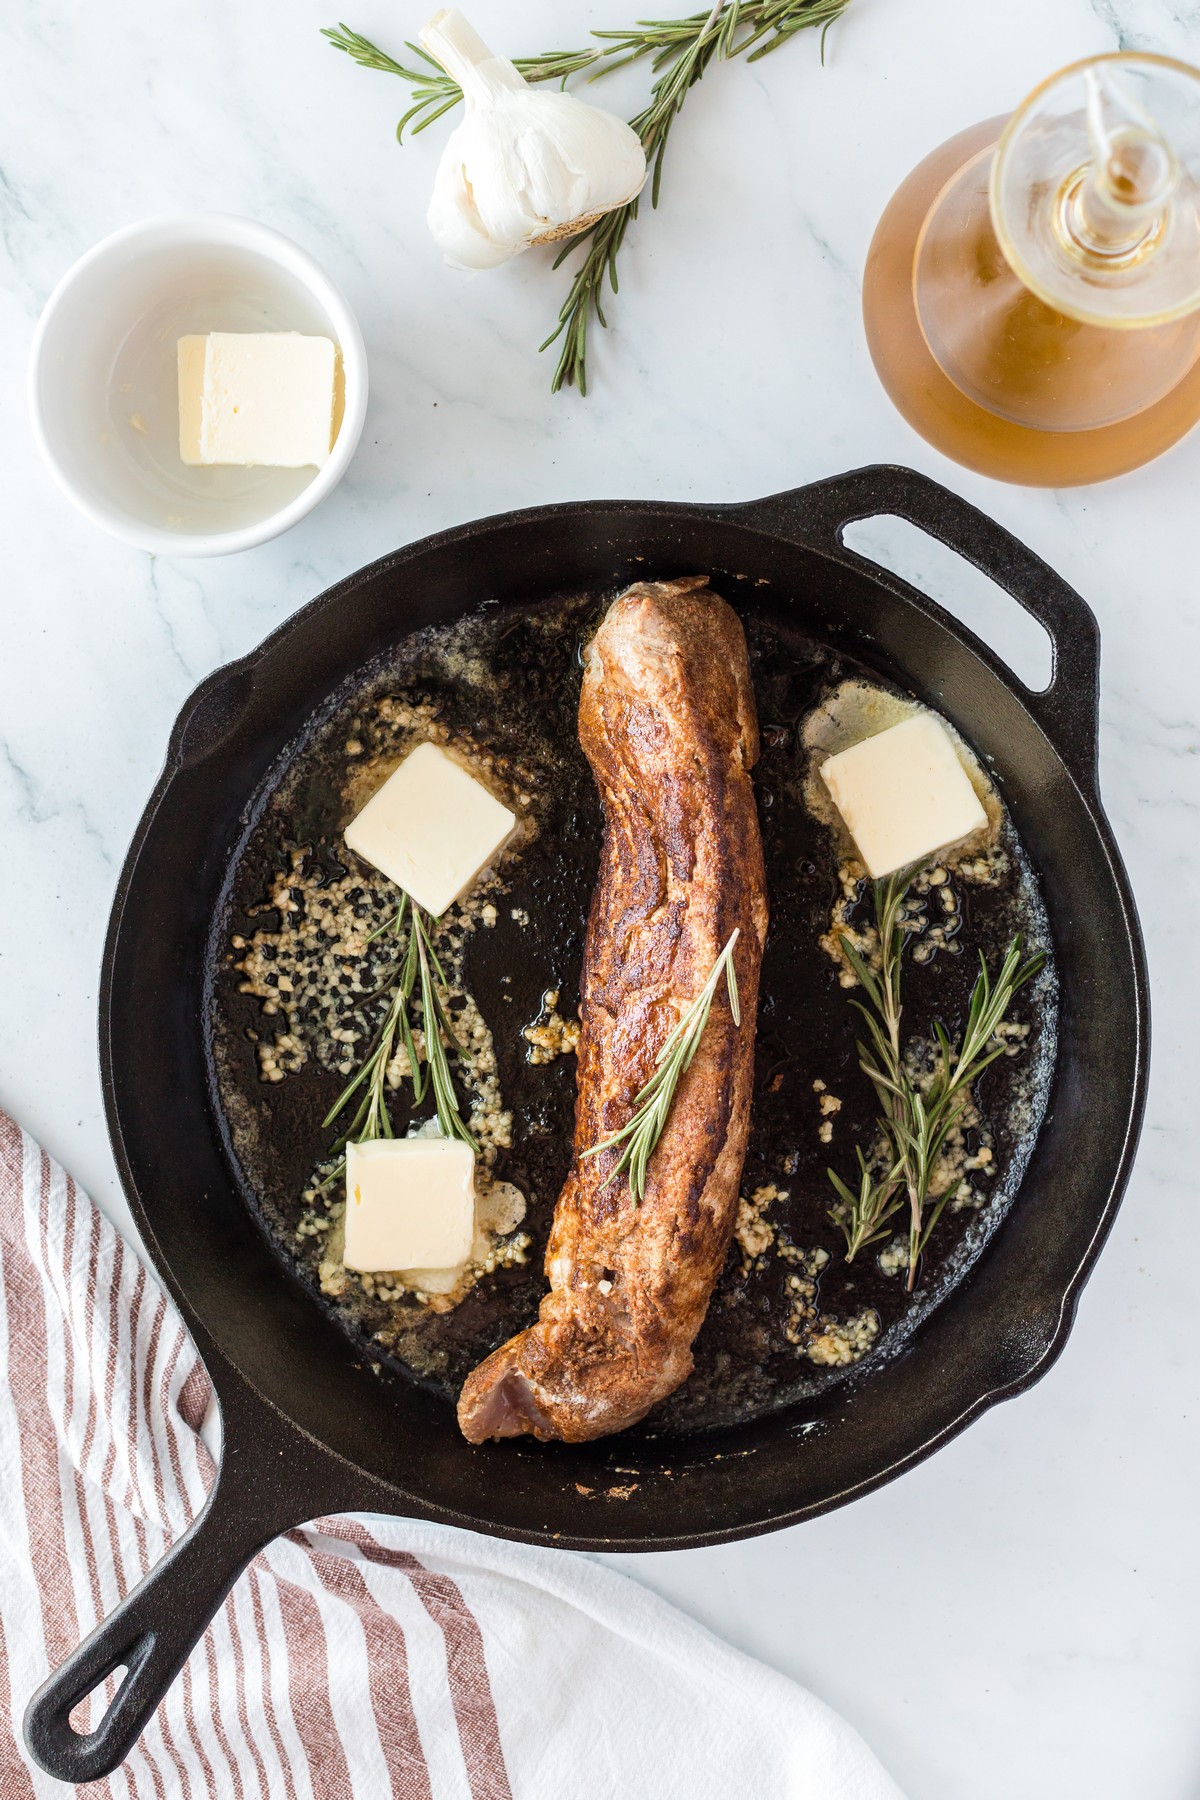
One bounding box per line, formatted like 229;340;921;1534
523;988;581;1065
806;1309;880;1367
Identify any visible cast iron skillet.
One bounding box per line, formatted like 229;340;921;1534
26;466;1149;1783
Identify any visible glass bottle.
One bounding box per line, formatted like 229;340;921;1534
862;53;1200;485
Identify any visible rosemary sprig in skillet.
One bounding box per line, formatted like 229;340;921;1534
829;873;1044;1289
583;929;740;1202
323;0;850;393
318;893;476;1187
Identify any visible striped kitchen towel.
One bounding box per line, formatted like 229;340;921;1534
0;1111;905;1800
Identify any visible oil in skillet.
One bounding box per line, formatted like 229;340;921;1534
209;587;1058;1435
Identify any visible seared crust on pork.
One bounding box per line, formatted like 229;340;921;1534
457;578;767;1443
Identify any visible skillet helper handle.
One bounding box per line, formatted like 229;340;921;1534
24;1448;312;1785
744;464;1102;790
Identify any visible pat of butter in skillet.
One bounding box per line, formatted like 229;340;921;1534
344;742;516;918
177;332;336;468
344;1138;475;1274
820;713;987;879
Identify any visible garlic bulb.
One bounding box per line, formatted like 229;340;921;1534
420;9;648;271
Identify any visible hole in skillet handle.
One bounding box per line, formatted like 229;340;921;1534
732;465;1102;794
68;1665;129;1735
842;515;1054;693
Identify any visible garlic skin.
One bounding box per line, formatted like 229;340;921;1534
420;9;648;271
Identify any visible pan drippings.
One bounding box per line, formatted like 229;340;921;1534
209;587;1058;1435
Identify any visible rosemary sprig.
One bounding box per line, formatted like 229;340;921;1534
323;0;851;393
543;0;849;392
322;25;609;138
583;929;740;1203
318;892;476;1186
830;874;1044;1289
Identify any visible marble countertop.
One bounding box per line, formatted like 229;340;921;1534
2;0;1196;1793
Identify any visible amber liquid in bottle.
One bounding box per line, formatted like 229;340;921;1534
863;117;1200;485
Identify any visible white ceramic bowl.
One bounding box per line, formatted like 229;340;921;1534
28;214;368;557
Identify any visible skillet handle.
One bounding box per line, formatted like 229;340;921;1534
734;464;1102;790
23;1414;358;1785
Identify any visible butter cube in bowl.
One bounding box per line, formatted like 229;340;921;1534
28;214;367;556
178;332;337;470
